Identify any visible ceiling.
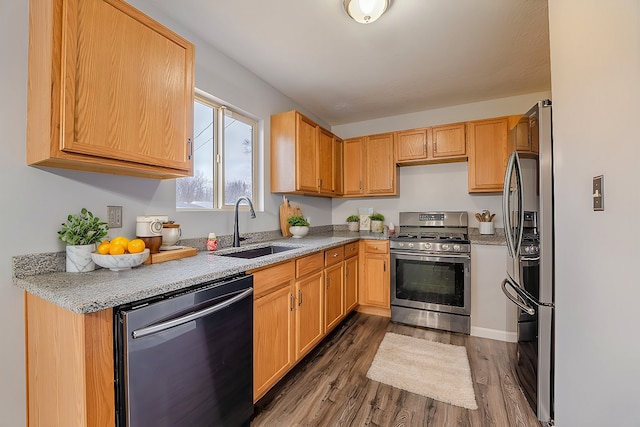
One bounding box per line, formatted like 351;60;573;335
146;0;550;126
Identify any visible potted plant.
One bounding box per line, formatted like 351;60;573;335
369;213;385;233
287;215;310;238
58;208;109;272
346;215;360;232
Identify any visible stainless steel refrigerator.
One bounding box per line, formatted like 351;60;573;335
501;99;554;425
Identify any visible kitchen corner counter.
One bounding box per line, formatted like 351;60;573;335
469;227;506;246
13;231;382;314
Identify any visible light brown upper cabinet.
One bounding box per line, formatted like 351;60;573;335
271;110;341;197
508;115;539;158
26;0;195;179
343;137;365;196
364;133;397;196
342;133;397;197
396;128;428;162
467;117;510;193
396;123;466;165
431;123;467;159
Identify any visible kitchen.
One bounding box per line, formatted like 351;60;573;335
2;1;639;427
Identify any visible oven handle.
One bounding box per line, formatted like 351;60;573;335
390;250;470;260
501;278;535;315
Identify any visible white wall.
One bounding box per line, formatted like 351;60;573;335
549;1;640;426
330;93;550;228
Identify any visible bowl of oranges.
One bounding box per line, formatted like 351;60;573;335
91;237;149;271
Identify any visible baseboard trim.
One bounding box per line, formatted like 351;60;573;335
471;326;517;343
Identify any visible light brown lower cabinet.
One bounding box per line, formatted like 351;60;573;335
358;240;391;317
344;242;359;313
324;246;345;333
25;293;115;427
252;243;362;402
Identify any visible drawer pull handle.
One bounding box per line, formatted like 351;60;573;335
332;253;339;257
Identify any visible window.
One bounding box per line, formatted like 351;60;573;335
177;93;257;210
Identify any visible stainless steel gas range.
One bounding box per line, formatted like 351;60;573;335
390;211;471;334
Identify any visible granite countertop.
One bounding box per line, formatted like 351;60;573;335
468;227;506;246
13;231;386;315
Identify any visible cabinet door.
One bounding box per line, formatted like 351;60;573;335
362;253;390;308
344;255;359;313
431;123;466;159
295;114;319;192
343;137;364;196
396;128;428;162
334;137;344;196
467;117;509;193
365;133;396;195
63;0;193;172
318;127;336;194
324;263;344;332
295;272;324;360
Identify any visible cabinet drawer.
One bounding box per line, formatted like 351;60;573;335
296;252;324;278
363;240;389;254
344;242;359;258
324;246;345;267
252;261;294;298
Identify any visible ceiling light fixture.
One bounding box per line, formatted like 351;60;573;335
343;0;391;24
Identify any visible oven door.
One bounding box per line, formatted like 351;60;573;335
390;250;471;316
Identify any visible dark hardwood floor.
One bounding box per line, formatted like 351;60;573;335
252;312;541;427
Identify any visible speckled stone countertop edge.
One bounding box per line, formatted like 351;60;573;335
12;228;386;314
468;227;506;246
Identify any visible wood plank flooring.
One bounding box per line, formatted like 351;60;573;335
252;312;542;427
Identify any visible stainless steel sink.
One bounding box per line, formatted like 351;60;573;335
218;245;297;259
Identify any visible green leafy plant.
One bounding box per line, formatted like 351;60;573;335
287;216;310;227
369;213;385;221
58;208;109;246
346;215;360;223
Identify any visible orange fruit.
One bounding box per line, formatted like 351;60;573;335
109;242;126;255
111;236;130;249
128;239;146;254
97;241;111;255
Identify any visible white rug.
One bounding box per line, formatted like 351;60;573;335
366;332;478;410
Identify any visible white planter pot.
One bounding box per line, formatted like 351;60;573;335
479;222;495;235
347;222;360;232
289;226;309;238
370;220;384;233
66;244;96;272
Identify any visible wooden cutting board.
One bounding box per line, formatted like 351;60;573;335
144;247;197;264
279;195;303;237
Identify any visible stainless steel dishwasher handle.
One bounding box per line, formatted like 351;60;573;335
501;278;535;315
132;287;254;339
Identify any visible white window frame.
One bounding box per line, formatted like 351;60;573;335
177;91;259;211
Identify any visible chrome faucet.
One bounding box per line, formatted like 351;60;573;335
233;197;256;247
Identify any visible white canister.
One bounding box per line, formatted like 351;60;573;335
479;222;495;235
161;223;181;246
136;215;169;237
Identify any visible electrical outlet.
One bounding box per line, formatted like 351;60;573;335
107;206;123;228
593;175;604;211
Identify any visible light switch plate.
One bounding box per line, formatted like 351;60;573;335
593;175;604;211
107;206;123;228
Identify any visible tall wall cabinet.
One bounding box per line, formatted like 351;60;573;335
26;0;195;179
271;110;343;197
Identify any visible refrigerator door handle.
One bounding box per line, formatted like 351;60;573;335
501;278;535;315
502;152;524;258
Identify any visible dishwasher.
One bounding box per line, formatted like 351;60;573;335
114;273;254;427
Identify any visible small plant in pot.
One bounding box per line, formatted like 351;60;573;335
58;208;109;272
346;215;360;232
369;213;385;233
287;215;310;238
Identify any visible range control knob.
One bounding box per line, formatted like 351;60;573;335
453;244;461;252
442;244;450;251
424;242;432;250
398;242;404;248
408;242;415;248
